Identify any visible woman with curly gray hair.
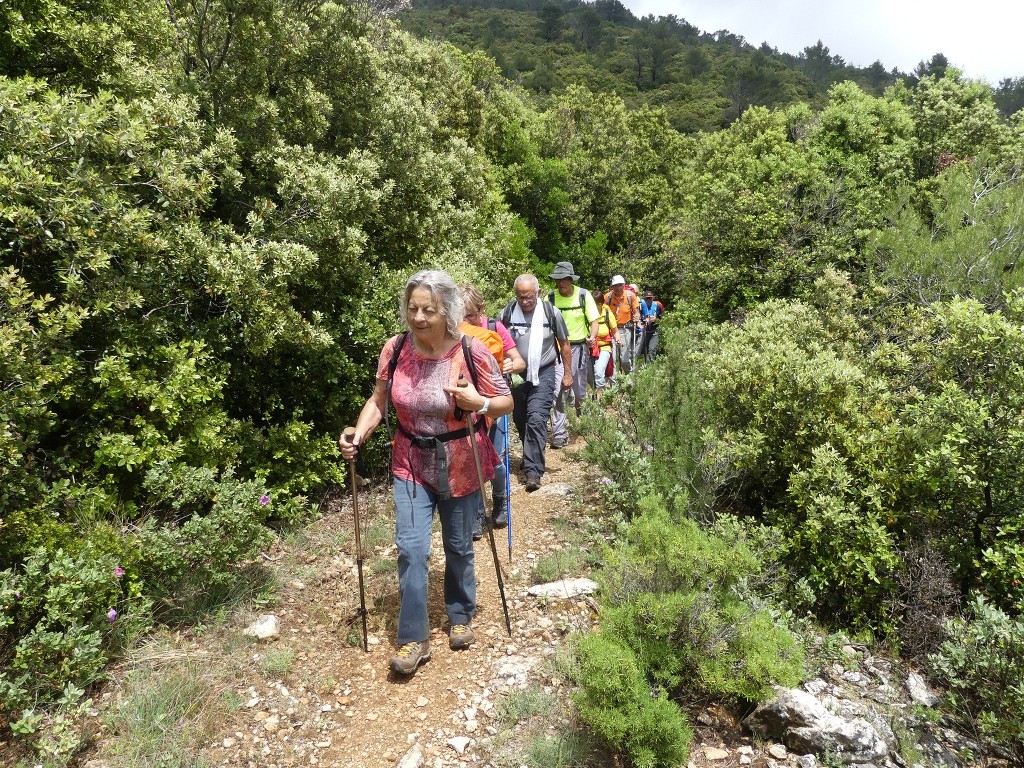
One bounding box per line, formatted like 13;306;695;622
340;269;512;676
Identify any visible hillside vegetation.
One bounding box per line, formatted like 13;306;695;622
401;0;1024;131
2;0;1024;765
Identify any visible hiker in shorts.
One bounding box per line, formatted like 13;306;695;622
547;261;599;447
605;274;640;374
499;274;571;492
460;284;524;540
340;270;512;676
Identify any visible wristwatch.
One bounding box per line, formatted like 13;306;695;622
476;397;490;415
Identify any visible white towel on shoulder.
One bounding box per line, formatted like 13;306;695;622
511;303;546;385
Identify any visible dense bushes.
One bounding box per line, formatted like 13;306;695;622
570;495;803;766
929;597;1024;762
572;632;693;768
0;0;528;732
597;266;1024;631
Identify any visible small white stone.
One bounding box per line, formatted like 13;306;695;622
222;737;236;748
416;696;430;708
243;615;280;640
396;743;424;768
447;736;471;755
526;578;599;599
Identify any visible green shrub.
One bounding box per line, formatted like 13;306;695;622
786;445;899;630
572;633;692;768
599;500;804;701
579;399;653;522
136;469;276;616
0;543;152;713
929;596;1024;762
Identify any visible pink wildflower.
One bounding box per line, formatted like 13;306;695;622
107;608;118;623
259;494;271;506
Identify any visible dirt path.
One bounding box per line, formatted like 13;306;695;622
86;441;600;768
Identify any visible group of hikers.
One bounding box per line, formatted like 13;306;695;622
339;263;665;675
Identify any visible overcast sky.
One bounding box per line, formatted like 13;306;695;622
618;0;1023;84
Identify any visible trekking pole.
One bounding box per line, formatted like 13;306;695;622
503;413;512;563
458;381;513;637
341;427;369;653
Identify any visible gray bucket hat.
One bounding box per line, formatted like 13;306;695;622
549;261;579;281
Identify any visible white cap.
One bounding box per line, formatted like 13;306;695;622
610;274;625;286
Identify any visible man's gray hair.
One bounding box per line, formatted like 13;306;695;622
400;269;465;337
514;273;540;293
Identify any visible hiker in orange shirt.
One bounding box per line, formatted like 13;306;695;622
605;275;640;374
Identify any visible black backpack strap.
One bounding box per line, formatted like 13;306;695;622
543;299;555;328
453;334;485;425
579;288;594;325
461;334;481;388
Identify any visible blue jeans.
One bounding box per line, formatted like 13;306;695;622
476;417;508;528
393;478;477;643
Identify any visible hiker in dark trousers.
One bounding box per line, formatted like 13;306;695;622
547;261;599;446
637;289;665;364
499;274;571;492
339;270;512;676
460;284;524;540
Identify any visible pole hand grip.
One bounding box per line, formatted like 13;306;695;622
453;374;469;420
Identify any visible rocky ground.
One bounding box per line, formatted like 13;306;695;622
63;438;991;768
77;440;606;768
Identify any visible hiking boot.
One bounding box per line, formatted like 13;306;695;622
525;475;541;492
492;498;508;527
389;640;431;675
449;624;475;650
551;438;568;449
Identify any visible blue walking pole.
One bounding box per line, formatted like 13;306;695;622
503;414;512;563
